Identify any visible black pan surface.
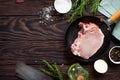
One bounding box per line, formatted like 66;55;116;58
65;16;111;62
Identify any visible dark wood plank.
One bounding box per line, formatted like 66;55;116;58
0;0;120;80
0;64;120;80
0;0;55;15
0;0;106;16
0;40;76;65
0;16;70;41
0;40;119;80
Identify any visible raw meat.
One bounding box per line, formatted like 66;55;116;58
71;22;104;59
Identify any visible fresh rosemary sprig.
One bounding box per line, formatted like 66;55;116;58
68;0;101;22
39;60;64;80
72;0;80;9
42;60;55;72
68;0;89;22
52;64;64;80
90;0;101;14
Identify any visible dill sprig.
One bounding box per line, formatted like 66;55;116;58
39;60;64;80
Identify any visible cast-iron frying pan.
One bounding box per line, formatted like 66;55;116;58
65;10;120;62
65;16;111;62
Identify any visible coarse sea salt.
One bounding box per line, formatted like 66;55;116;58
40;6;54;21
39;6;55;25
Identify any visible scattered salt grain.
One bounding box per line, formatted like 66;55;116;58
39;6;55;21
42;6;53;20
50;19;54;22
39;6;55;25
34;60;38;63
39;21;44;23
61;64;64;67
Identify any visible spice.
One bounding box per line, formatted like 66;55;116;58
39;6;55;25
110;47;120;62
39;6;55;21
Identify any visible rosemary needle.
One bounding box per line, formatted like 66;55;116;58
68;0;101;22
68;0;89;22
39;60;64;80
90;0;101;14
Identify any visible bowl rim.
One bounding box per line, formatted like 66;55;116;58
109;46;120;64
94;59;108;74
54;0;72;14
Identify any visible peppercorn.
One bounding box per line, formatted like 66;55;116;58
110;47;120;62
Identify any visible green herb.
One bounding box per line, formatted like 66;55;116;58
68;0;89;22
68;0;101;22
90;0;101;14
72;0;81;9
39;60;64;80
42;60;55;72
52;64;64;80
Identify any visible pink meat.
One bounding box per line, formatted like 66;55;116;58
71;22;104;59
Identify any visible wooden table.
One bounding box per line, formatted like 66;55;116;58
0;0;120;80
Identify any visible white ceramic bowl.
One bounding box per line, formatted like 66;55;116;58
94;59;108;74
54;0;72;14
109;46;120;64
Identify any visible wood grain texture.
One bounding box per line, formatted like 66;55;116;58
0;0;105;16
0;0;120;80
0;64;120;80
0;41;75;65
0;0;54;15
0;15;75;65
0;16;69;41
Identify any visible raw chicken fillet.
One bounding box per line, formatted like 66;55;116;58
71;22;104;59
